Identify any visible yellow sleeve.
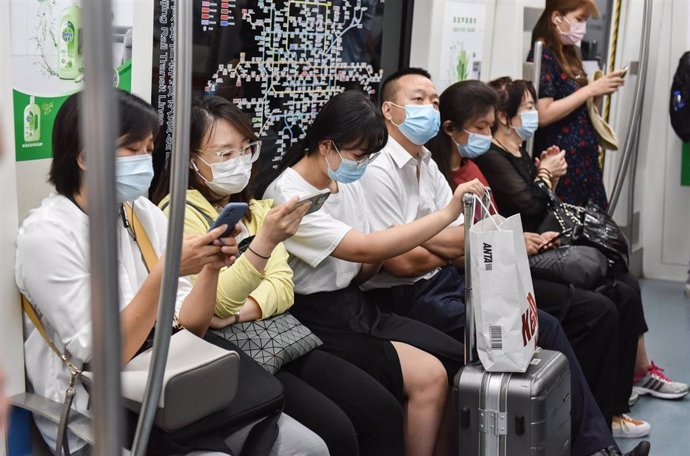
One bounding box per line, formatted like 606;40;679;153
215;241;294;319
214;255;265;318
247;242;294;319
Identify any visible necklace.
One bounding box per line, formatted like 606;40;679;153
493;136;521;157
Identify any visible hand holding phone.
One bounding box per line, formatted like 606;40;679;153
291;189;331;215
537;228;572;253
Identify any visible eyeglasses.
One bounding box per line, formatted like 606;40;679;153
332;142;380;168
198;140;262;163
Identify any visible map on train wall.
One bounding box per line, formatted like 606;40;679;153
152;0;386;177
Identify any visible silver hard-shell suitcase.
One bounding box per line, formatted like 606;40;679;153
455;192;571;456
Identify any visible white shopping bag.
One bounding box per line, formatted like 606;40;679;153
469;210;538;373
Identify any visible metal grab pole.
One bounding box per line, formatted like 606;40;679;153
130;0;193;453
527;41;544;158
463;194;478;364
80;0;123;454
607;0;652;213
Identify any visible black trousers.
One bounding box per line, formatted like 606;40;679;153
279;349;405;456
597;272;648;414
532;278;620;422
366;266;617;456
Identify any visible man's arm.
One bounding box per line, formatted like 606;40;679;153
383;246;448;277
421;225;464;260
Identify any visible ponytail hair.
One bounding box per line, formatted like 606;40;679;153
255;90;388;197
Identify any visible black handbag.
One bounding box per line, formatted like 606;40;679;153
529;245;608;289
537;183;630;273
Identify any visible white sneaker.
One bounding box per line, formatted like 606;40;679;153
633;362;690;400
612;414;651;439
628;389;639;407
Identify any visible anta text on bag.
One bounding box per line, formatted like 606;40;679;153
483;242;493;271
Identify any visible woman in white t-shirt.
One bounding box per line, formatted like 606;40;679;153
15;90;328;456
259;90;485;456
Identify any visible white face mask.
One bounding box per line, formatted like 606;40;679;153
192;153;252;196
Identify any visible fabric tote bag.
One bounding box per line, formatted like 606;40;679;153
469;206;538;373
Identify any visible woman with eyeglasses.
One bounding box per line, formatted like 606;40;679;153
154;95;408;456
258;90;482;456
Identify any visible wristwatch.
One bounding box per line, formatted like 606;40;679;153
232;312;241;325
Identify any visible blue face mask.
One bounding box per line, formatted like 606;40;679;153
513;110;539;140
457;130;492;158
115;154;154;202
390;103;441;145
326;143;368;184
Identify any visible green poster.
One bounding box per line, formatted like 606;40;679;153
10;1;134;162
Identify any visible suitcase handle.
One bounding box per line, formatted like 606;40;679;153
463;188;492;365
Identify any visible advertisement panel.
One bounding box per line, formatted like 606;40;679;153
10;0;134;162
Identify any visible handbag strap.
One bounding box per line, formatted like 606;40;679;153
123;203;159;272
21;294;81;456
159;200;216;227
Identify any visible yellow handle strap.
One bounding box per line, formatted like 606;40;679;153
21;294;81;376
124;202;159;272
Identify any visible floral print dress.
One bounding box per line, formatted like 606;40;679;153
529;46;608;208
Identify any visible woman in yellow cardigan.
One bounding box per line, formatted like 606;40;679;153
154;96;405;456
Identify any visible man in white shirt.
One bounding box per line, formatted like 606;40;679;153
359;68;650;456
360;68;467;340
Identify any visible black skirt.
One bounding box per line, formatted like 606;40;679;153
292;285;464;402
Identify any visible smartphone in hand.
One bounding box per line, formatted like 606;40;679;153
291;189;331;215
617;65;629;78
210;202;248;238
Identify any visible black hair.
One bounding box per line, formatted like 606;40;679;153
152;95;259;223
255;90;388;198
427;80;498;190
488;77;538;133
49;89;160;197
380;67;433;104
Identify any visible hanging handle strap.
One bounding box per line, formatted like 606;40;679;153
21;294;81;456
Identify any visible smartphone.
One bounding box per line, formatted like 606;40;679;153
209;202;248;238
291;189;331;215
618;65;629;78
537;228;573;253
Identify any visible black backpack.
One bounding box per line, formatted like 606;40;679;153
670;51;690;142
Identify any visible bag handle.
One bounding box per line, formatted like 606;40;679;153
472;194;502;231
21;294;81;456
124;203;159;272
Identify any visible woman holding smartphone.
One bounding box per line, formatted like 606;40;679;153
16;90;330;456
530;0;625;207
155;95;407;456
259;90;485;456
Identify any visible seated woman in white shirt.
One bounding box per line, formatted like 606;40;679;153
15;89;328;456
258;89;485;456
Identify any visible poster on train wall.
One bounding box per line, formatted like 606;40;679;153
437;0;487;92
151;0;389;184
9;1;135;162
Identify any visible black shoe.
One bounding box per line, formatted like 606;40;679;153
624;441;651;456
590;441;650;456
